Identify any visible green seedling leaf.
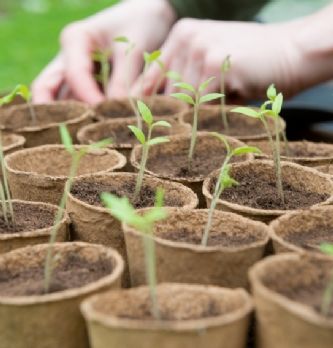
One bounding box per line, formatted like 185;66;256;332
0;84;31;106
320;243;333;256
232;146;261;156
128;125;146;144
272;93;283;116
86;138;112;152
59;124;74;154
171;93;194;105
153;120;171;128
137;100;153;126
221;55;231;73
166;70;182;81
218;164;238;189
173;82;195;93
231;107;259;118
267;84;277;100
199;93;224;104
144;50;161;64
199;77;215;93
146;137;170;146
114;36;130;43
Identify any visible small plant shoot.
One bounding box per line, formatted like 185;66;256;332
43;125;112;293
171;77;224;168
201;133;260;246
220;55;231;131
142;50;161;99
320;243;333;316
128;101;171;197
231;85;285;204
93;49;112;96
102;188;167;320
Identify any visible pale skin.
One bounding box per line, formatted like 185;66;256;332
32;0;333;104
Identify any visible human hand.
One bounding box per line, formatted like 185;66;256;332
32;0;176;104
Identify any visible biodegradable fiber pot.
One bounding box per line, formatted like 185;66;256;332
124;208;269;289
5;145;126;205
67;172;198;285
131;132;253;207
179;104;286;141
0;101;93;147
0;242;124;348
249;253;333;348
2;133;25;155
77;118;190;171
94;95;188;121
81;283;253;348
269;205;333;254
316;164;333;176
203;160;333;223
246;139;333;167
0;200;69;254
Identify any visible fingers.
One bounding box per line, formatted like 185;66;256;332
107;46;143;98
60;22;104;104
32;55;65;103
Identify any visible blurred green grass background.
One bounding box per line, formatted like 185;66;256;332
0;0;330;91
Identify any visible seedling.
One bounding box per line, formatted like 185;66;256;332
220;55;231;131
128;101;171;197
102;188;167;319
231;85;285;204
142;50;161;99
201;133;260;246
171;78;224;168
43;125;112;293
320;243;333;316
93;49;112;96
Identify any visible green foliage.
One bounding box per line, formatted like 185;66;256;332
0;84;31;106
220;55;231;131
129;101;170;196
201;134;260;246
221;55;231;73
102;189;167;319
44;125;112;293
171;77;224;167
93;49;112;96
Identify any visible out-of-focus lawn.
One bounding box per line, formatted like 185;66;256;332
0;0;331;91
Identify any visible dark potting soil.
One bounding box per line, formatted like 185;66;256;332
217;173;328;210
0;252;113;296
71;180;183;209
284;226;333;251
0;203;55;234
161;228;258;247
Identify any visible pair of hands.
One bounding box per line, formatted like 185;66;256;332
32;0;308;104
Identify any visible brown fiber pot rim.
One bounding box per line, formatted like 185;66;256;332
249;252;333;328
203;160;333;218
1;101;93;133
81;283;253;331
122;208;269;253
248;140;333;165
77;117;190;150
316;164;333;176
269;205;333;253
0;242;124;305
0;199;69;241
131;132;253;183
179;104;286;141
3;133;26;153
67;172;199;213
5;144;127;181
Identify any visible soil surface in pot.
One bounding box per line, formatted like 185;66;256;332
93;286;236;320
0;252;113;296
284;226;333;251
216;173;328;210
0;203;55;234
161;228;258;247
71;181;183;209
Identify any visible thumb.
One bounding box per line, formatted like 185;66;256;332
107;47;143;98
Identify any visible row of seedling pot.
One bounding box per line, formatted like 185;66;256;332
0;65;333;348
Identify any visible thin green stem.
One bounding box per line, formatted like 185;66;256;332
43;154;81;293
188;94;199;168
202;155;231;246
28;101;37;125
321;270;333;316
281;126;291;158
0;182;8;225
220;73;229;131
274;117;285;205
101;55;110;96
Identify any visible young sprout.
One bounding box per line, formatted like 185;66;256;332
320;243;333;316
220;55;231;131
129;101;171;197
102;188;167;320
114;36;141;128
142;50;161;99
201;133;260;246
171;77;224;168
93;49;112;96
43;125;112;293
231;85;285;204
